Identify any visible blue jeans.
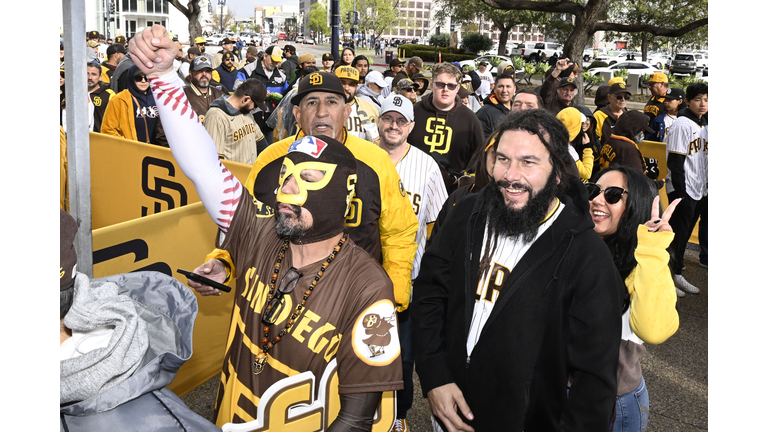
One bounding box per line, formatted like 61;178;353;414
610;376;649;432
396;309;413;419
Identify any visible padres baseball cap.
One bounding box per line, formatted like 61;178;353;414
380;94;414;122
478;60;489;66
86;41;99;48
191;56;213;71
411;72;430;84
389;58;404;68
107;43;126;56
608;82;632;96
664;87;685;100
496;61;515;75
365;70;387;88
222;51;237;61
292;72;348;105
265;45;283;63
458;86;473;99
607;76;626;86
335;65;359;82
396;78;418;92
247;46;259;56
557;77;577;89
322;53;334;61
87;30;99;39
115;35;126;44
298;53;315;64
194;37;206;45
647;71;669;83
221;38;234;45
408;56;425;71
187;46;202;56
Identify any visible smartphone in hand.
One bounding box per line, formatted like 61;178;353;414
177;269;232;293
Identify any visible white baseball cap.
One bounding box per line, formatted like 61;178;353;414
380;94;414;122
365;70;387;88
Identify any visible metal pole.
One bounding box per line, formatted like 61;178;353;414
63;0;94;277
331;0;340;62
105;0;110;40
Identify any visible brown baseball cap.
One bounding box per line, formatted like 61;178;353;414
608;82;632;96
390;58;404;68
408;56;425;71
292;72;348;105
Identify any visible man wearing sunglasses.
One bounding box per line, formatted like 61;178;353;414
594;82;632;145
412;109;624;432
376;94;449;432
335;66;380;141
129;26;405;430
409;62;485;193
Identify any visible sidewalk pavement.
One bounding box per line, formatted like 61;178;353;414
181;243;708;431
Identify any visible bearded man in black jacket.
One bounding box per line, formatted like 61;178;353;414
412;109;625;432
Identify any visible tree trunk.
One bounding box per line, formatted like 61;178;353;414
561;17;591;105
168;1;203;46
641;35;648;62
497;25;510;56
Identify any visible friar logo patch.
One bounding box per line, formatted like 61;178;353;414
351;299;400;366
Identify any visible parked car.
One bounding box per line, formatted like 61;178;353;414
295;36;305;44
669;52;707;76
305;37;315;44
589;61;661;79
238;33;252;45
591;54;627;66
459;54;513;77
206;34;225;45
646;52;672;70
509;42;536;59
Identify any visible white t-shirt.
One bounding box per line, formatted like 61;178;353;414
477;69;494;99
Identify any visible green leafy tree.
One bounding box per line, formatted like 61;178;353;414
429;33;451;46
461;33;494;54
309;2;330;42
341;0;407;39
434;0;547;56
474;0;707;103
603;0;708;60
211;10;236;33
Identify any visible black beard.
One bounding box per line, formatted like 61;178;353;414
239;105;253;114
275;203;309;242
481;171;559;244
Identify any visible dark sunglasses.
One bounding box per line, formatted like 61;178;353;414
134;75;149;82
433;82;458;91
261;267;302;325
585;183;628;204
613;95;629;101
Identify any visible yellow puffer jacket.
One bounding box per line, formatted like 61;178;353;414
100;89;139;141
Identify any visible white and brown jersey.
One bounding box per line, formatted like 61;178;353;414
395;144;448;281
213;188;403;427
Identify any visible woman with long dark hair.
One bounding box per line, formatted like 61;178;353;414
332;47;355;71
587;165;681;432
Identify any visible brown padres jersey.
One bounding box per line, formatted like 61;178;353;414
211;189;403;428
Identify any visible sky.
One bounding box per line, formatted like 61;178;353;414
225;0;298;18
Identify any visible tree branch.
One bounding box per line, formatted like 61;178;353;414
478;0;584;14
595;17;708;36
168;0;190;16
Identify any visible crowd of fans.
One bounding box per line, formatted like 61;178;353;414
61;26;707;432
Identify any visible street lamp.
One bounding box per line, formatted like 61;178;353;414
218;0;226;34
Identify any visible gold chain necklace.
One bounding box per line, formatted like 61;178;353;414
254;233;348;375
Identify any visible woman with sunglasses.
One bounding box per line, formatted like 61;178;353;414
101;65;167;146
587;165;681;432
594;82;631;145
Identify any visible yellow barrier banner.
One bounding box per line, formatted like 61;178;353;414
89;132;254;230
92;202;234;396
639;140;699;244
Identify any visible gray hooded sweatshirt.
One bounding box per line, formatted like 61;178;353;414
59;271;219;432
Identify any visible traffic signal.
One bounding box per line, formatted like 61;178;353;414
109;1;115;14
353;11;359;25
450;20;455;32
346;12;351;23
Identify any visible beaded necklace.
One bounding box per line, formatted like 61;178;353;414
254;233;348;375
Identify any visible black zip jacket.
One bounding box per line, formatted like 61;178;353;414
412;175;624;431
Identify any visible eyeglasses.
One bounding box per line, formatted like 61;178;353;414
134;75;149;82
585;183;628;205
613;95;629;101
380;115;411;127
433;82;459;91
261;267;302;325
404;87;418;93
